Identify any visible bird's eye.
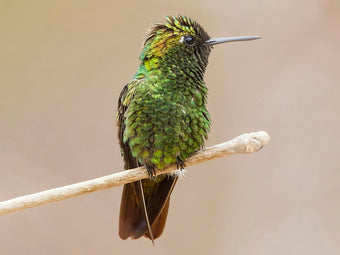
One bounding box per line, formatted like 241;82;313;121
184;35;196;46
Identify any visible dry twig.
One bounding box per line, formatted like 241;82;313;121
0;131;270;216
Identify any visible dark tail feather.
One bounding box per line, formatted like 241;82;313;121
119;176;178;240
138;180;155;245
119;182;144;239
144;199;170;239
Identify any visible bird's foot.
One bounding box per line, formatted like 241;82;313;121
176;157;186;171
145;163;156;179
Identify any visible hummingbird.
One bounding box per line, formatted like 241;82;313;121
117;15;260;243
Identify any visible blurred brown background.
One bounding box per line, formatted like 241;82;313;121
1;0;339;254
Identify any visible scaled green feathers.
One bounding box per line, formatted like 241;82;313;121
118;15;260;242
118;16;212;170
118;15;217;241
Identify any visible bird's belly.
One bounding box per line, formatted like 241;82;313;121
124;102;210;169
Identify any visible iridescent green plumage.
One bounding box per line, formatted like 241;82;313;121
117;15;260;242
118;16;212;241
120;16;211;170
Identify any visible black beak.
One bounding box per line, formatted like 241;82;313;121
205;36;261;46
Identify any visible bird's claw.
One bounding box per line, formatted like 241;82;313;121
145;163;156;179
176;157;185;171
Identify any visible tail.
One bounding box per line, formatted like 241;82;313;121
119;175;177;241
138;180;155;245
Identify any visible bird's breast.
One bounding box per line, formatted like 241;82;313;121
124;89;210;169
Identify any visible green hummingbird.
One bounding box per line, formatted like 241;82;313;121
117;15;260;242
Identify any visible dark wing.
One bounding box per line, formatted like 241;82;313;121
117;80;139;170
117;79;178;240
118;79;144;239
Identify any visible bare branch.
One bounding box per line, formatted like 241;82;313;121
0;131;270;216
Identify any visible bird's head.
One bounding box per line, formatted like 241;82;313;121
139;15;260;73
